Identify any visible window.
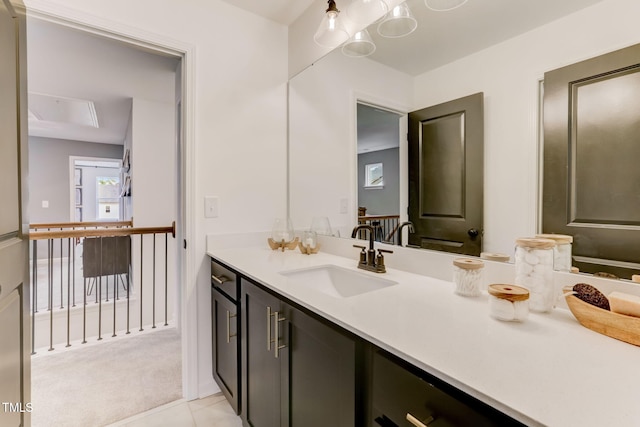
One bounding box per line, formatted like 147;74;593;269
364;162;384;188
97;177;120;220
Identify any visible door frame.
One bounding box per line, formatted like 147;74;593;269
24;6;199;399
68;156;121;222
351;91;411;233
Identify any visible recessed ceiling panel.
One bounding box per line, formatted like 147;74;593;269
28;92;99;128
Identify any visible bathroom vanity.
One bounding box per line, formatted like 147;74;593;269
209;242;640;427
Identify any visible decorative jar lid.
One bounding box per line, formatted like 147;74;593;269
480;252;510;262
453;258;484;270
488;284;530;302
535;233;573;244
515;237;556;249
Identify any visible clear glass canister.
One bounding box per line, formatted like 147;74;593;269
488;284;530;321
453;258;484;297
536;234;573;272
514;238;556;312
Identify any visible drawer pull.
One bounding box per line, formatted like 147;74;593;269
273;311;286;358
211;274;229;285
406;413;435;427
226;310;237;343
267;306;273;351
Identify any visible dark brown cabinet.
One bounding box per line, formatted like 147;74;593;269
241;277;356;427
210;257;523;427
371;350;524;427
211;259;240;414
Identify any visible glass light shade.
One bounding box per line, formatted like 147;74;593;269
346;0;389;24
425;0;468;11
314;10;350;48
271;218;294;243
377;4;417;38
342;29;377;57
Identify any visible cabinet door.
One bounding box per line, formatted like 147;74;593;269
284;305;356;427
212;288;239;414
241;279;284;427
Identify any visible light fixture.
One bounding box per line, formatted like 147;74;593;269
313;0;350;48
346;0;389;24
377;3;417;38
425;0;468;12
342;29;376;57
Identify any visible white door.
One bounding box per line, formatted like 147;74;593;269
0;1;30;426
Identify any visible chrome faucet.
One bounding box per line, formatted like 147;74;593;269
397;221;414;247
351;225;392;273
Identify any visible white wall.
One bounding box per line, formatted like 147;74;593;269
412;0;640;255
24;0;289;398
289;52;412;236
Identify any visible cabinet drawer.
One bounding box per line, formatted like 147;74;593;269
371;350;522;427
211;258;238;301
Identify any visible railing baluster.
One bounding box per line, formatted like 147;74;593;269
72;236;76;307
113;237;117;338
139;235;144;332
31;241;37;355
82;237;87;344
126;235;131;335
66;238;71;348
164;233;168;326
59;236;63;309
98;237;103;341
48;238;54;351
152;233;156;329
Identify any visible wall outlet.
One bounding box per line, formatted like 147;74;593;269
42;200;49;208
204;196;219;218
339;198;348;214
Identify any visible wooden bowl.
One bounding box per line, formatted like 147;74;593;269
563;286;640;346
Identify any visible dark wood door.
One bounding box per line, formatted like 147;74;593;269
285;305;356;427
408;93;484;256
241;279;284;427
212;288;239;414
0;2;29;426
543;43;640;278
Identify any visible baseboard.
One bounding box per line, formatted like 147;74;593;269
197;378;220;400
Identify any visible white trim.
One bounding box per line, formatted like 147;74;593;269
25;4;199;400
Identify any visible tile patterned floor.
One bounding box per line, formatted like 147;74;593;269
107;394;242;427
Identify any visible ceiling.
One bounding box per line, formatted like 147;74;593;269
28;0;604;146
220;0;316;25
27;18;180;145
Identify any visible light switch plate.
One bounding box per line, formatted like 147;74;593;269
42;200;49;208
339;198;348;214
204;196;219;218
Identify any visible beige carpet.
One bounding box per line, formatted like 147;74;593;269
31;327;182;427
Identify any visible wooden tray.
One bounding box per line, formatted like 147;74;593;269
563;286;640;346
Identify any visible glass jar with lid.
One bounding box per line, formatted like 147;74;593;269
514;238;556;312
488;284;530;321
536;233;573;272
453;258;484;297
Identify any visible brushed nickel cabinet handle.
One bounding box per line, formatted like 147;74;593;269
266;306;273;351
211;274;228;285
226;310;237;343
406;413;435;427
274;311;286;358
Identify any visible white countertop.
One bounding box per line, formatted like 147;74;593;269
208;245;640;427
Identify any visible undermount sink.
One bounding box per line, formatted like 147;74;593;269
279;265;397;298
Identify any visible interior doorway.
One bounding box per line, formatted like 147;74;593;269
26;10;193;421
70;157;122;222
356;102;404;243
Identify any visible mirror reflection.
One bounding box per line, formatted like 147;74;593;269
289;0;618;260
